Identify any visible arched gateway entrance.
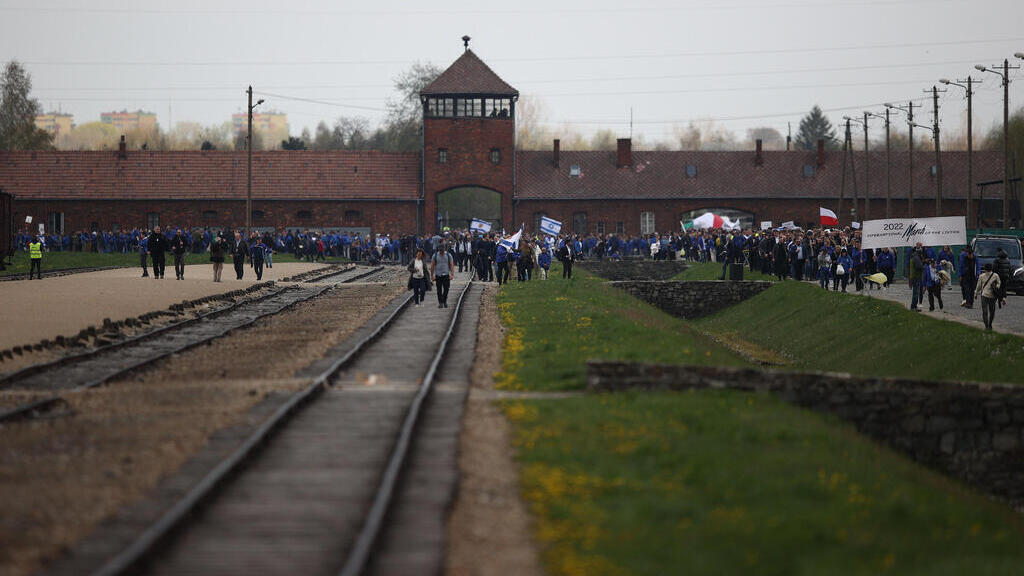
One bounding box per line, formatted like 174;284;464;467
436;187;502;231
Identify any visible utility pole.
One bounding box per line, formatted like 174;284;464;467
245;86;265;239
941;76;981;227
247;85;253;239
863;111;870;220
929;85;946;217
908;100;916;218
977;59;1019;227
838;118;850;219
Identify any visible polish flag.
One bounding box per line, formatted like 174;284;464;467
819;207;839;227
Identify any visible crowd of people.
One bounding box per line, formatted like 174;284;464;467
16;223;1019;330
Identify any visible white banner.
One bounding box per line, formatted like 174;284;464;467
861;216;966;250
760;221;772;231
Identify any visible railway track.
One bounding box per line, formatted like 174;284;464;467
70;279;479;576
0;265;388;423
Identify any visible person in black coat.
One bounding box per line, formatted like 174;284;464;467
232;231;248;280
558;237;575;279
249;234;266;281
170;228;188;280
147;226;169;279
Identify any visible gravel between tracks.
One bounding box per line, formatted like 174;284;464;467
0;276;405;576
446;285;543;576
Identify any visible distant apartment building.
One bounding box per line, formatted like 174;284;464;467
232;111;289;143
101;110;158;133
35;113;74;137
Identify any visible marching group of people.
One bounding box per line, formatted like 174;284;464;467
17;222;1019;330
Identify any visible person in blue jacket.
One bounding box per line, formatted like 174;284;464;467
958;245;980;308
876;247;895;287
138;234;149;277
834;248;853;292
495;242;510;285
538;245;551;280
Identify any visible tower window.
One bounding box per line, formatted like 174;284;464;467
490;148;501;165
438;148;448;164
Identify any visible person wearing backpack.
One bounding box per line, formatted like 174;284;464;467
976;263;1002;331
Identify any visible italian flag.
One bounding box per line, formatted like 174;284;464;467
820;207;839;227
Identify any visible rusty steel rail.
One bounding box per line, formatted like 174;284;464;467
0;266;383;424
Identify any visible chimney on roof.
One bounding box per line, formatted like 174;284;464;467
816;139;825;166
755;139;763;166
616;138;632;168
553;138;560;168
118;135;127;159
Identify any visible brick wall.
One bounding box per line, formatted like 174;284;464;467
577;260;689;281
587;360;1024;508
12;199;418;234
424;116;515;233
609;280;772;318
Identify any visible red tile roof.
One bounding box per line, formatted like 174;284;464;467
421;49;518;96
0;150;421;200
515;149;1007;200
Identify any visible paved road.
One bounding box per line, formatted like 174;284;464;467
820;280;1024;336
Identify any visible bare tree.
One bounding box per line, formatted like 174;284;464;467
745;126;784;150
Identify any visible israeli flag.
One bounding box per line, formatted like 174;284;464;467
539;216;562;237
470;218;492;233
499;225;524;250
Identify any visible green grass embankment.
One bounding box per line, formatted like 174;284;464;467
693;280;1024;385
497;266;1024;575
495;266;750;391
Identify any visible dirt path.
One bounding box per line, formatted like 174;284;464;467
0;262;326;350
0;279;405;576
446;285;544;576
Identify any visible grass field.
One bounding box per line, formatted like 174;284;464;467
497;266;1024;575
0;251;349;276
693;280;1024;386
495;265;750;391
506;392;1024;576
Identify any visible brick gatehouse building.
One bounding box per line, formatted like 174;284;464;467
0;45;1010;237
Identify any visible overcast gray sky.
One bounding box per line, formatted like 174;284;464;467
2;0;1023;146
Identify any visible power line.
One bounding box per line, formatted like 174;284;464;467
19;36;1024;67
30;57;997;93
0;0;972;17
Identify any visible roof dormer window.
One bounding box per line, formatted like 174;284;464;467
570;164;581;177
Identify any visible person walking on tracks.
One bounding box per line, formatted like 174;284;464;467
408;249;428;306
232;231;248;280
250;234;266;281
210;233;226;282
27;236;43;279
170;228;188;280
148;226;169;279
431;242;455;308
